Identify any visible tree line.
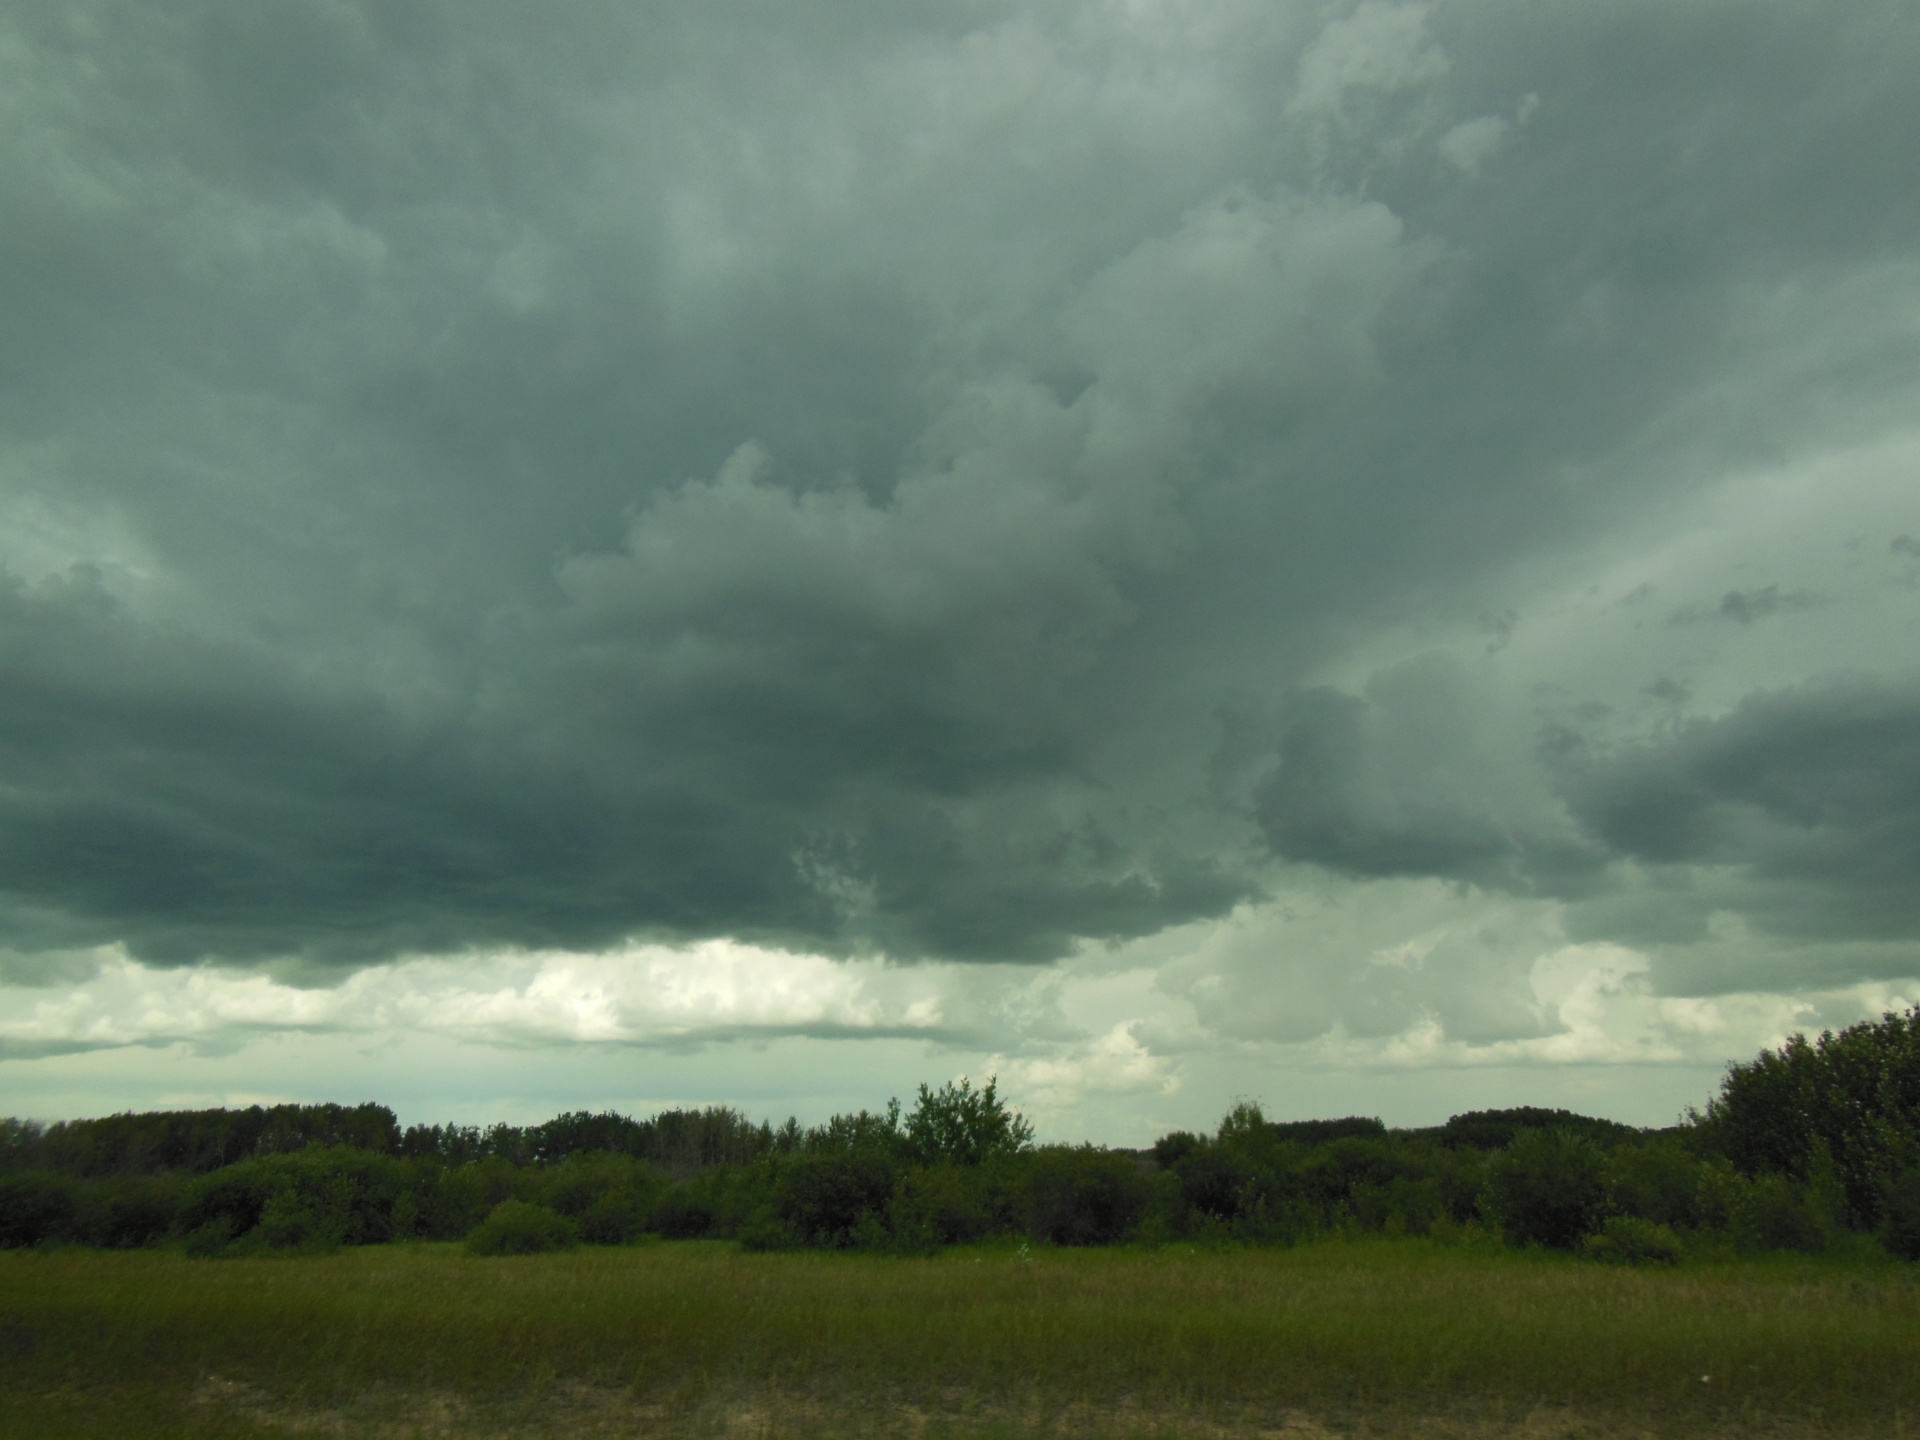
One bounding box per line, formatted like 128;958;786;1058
3;1008;1917;1263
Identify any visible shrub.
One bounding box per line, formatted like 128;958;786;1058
464;1200;578;1255
183;1216;237;1258
891;1163;992;1247
179;1147;404;1251
775;1152;900;1248
1735;1175;1830;1254
254;1189;330;1251
1022;1146;1151;1246
651;1180;722;1239
1583;1216;1684;1265
1484;1129;1609;1249
1607;1142;1708;1230
1881;1169;1920;1261
579;1186;653;1244
0;1174;79;1248
538;1153;662;1244
85;1177;182;1249
425;1156;525;1239
389;1189;423;1241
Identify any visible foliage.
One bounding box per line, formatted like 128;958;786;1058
772;1151;900;1249
1582;1215;1684;1265
0;1104;400;1178
1483;1129;1609;1249
1433;1108;1643;1152
178;1146;407;1255
463;1200;579;1255
1605;1140;1709;1230
1700;1005;1920;1228
1021;1146;1152;1246
534;1151;664;1244
11;1027;1920;1264
1733;1175;1831;1255
1882;1168;1920;1262
0;1173;79;1247
890;1163;994;1248
904;1077;1033;1168
1269;1116;1387;1146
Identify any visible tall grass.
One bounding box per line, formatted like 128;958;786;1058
3;1238;1916;1437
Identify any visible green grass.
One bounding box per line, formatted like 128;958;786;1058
2;1238;1916;1437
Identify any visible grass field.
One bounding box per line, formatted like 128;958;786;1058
2;1238;1916;1438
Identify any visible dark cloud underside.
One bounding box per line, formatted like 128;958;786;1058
1;0;1917;987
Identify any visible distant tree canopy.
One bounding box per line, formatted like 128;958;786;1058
0;1103;401;1179
4;1013;1919;1262
1428;1109;1643;1152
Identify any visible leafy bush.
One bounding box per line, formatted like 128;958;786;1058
464;1200;578;1255
1022;1147;1151;1246
178;1147;405;1252
1605;1141;1708;1230
1484;1129;1609;1249
0;1173;79;1247
1583;1215;1684;1265
1735;1175;1831;1254
774;1152;900;1248
537;1152;662;1244
1881;1169;1920;1262
83;1177;183;1248
424;1156;526;1239
251;1187;341;1253
891;1163;993;1248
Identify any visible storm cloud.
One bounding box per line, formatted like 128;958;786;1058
2;0;1919;1125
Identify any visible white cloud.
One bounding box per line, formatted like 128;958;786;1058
1438;115;1509;176
0;940;945;1055
991;1021;1182;1115
1288;2;1448;118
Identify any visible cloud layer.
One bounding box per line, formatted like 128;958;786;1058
3;0;1918;1127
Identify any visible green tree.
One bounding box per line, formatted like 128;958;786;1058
904;1077;1033;1168
1701;1005;1920;1228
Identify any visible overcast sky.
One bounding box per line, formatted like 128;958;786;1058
3;0;1918;1142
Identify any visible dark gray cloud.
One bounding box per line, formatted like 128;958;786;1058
2;0;1918;993
1563;680;1920;942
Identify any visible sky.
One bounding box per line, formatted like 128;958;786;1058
2;0;1918;1144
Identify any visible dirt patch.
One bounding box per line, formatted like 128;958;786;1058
187;1378;1897;1440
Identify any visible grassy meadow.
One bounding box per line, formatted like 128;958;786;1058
3;1236;1917;1439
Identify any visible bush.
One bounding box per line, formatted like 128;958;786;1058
775;1152;900;1248
425;1156;525;1239
1583;1216;1684;1265
0;1174;79;1248
179;1147;404;1251
651;1180;722;1239
464;1200;578;1255
1484;1129;1609;1249
1022;1147;1151;1246
1607;1142;1708;1230
891;1163;992;1248
84;1177;182;1248
537;1153;662;1244
1882;1169;1920;1262
1735;1175;1830;1254
579;1186;653;1244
